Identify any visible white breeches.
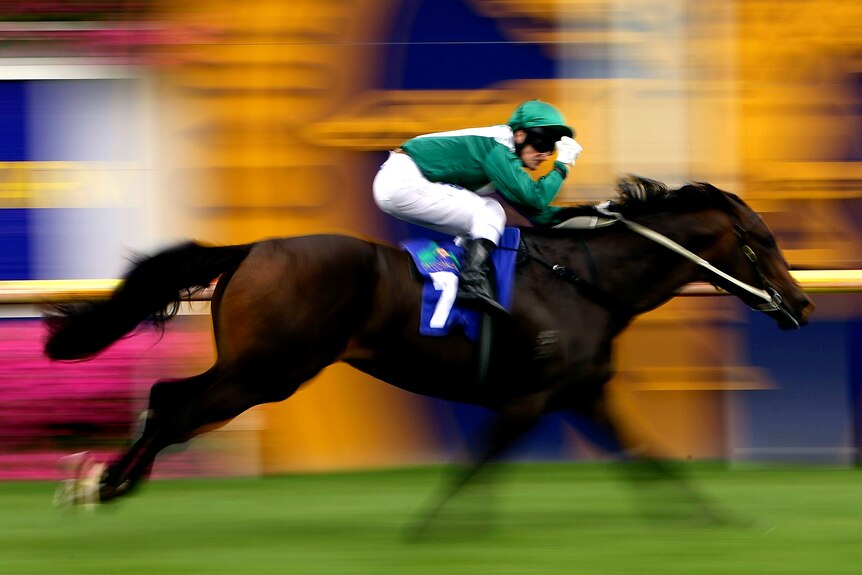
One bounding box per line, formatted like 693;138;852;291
373;151;506;244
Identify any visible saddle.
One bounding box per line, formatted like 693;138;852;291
401;228;520;340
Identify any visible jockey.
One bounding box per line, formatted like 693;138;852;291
373;99;582;315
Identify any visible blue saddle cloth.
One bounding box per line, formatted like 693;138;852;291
400;227;520;340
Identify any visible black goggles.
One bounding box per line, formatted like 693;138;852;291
528;137;557;153
523;127;562;153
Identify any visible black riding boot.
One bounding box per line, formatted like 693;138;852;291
457;238;509;316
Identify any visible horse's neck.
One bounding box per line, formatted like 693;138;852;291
611;212;725;309
562;215;715;314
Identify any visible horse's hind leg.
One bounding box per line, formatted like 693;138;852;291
97;369;220;501
99;362;299;503
99;368;244;500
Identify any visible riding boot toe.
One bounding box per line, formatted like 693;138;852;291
457;284;510;316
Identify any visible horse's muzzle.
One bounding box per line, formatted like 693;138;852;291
775;295;814;330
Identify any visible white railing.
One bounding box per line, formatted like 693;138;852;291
0;280;215;304
0;270;859;305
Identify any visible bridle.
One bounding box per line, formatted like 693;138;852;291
594;202;800;328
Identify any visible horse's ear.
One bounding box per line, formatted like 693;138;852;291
672;181;753;215
694;181;723;194
705;182;744;203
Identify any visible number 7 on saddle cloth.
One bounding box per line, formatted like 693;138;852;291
400;227;520;340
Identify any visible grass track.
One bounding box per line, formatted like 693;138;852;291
2;462;862;574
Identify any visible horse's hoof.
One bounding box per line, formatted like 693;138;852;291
53;452;105;511
57;451;89;473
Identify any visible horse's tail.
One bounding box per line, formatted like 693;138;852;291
44;240;254;361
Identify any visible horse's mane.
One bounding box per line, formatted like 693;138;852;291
545;174;741;229
611;174;736;215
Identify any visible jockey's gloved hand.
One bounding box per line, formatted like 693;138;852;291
555;136;582;166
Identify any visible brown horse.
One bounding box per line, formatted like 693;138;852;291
45;175;813;521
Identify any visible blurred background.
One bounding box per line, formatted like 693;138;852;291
1;0;861;480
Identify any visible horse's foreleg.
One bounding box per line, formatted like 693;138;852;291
408;398;543;538
564;399;732;525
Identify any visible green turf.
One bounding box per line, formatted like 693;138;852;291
2;462;861;574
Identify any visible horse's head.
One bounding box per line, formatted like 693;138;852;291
711;187;814;330
612;176;814;330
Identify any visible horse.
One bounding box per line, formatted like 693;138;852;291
45;175;813;524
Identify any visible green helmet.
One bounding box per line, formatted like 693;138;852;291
507;99;574;140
